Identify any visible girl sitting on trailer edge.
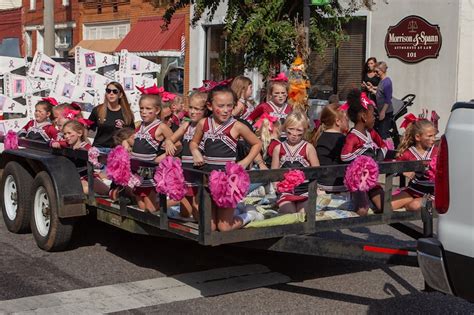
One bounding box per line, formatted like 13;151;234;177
18;98;58;144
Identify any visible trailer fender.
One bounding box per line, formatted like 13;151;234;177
1;150;86;218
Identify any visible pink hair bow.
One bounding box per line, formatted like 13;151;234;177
42;97;59;106
400;113;421;129
62;108;80;120
136;84;164;95
270;72;288;82
77;118;94;127
194;78;233;92
339;92;374;111
253;112;278;131
160;91;176;102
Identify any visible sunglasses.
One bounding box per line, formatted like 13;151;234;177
105;88;120;95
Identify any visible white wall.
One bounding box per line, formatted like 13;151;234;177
368;0;460;131
456;0;473;103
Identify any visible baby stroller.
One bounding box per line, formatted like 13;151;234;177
388;94;416;149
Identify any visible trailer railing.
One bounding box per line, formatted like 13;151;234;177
0;137;429;246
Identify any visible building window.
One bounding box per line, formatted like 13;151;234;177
25;31;33;57
83;22;130;40
29;0;36;10
55;29;72;50
205;25;244;81
307;17;367;100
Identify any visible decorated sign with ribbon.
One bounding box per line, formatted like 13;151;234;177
119;50;161;75
0;94;27;115
0;56;26;75
28;51;76;83
50;75;95;104
75;46;118;72
3;73;27;98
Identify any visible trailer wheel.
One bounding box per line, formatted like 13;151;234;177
0;162;33;233
30;172;74;251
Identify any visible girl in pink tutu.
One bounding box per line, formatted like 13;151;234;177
271;111;319;214
190;85;262;231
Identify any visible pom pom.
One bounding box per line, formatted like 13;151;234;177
344;156;379;192
426;155;437;182
127;174;142;189
154;156;187;201
383;138;395;151
276;170;306;193
209;162;250;208
88;147;102;169
4;130;19;150
106;145;131;186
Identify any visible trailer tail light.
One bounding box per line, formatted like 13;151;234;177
434;135;449;213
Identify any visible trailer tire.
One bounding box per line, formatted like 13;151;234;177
30;172;74;251
0;162;33;233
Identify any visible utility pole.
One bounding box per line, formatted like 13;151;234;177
44;0;55;56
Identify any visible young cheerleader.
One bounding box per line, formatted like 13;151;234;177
392;119;438;211
18;99;58;143
254;116;281;169
246;73;292;130
340;89;387;215
313;103;349;192
131;93;174;211
190;85;262;231
164;91;208;220
62;120;109;196
230;75;255;120
271;111;319;214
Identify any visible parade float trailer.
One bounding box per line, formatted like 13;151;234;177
0;137;435;267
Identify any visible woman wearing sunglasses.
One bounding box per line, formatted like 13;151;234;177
88;82;135;153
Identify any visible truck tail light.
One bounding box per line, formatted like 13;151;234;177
434;135;449;213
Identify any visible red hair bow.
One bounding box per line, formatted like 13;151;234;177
400;113;421;129
253;112;278;131
339;92;374;111
70;102;82;111
161;91;176;102
270;72;288;82
136;84;164;95
62;108;80;120
42;97;58;106
77;118;94;127
194;78;233;92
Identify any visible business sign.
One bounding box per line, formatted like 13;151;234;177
385;16;442;64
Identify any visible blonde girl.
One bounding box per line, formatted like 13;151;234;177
272;111;319;214
230;75;255;119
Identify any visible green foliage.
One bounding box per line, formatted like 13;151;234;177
161;0;370;77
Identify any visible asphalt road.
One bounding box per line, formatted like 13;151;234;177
0;215;472;314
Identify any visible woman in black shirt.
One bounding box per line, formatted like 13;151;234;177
88;82;135;152
361;57;380;103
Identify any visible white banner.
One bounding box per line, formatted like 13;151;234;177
51;75;95;104
0;118;30;133
25;95;42;119
75;46;119;71
0;56;26;75
119;50;161;75
0;94;27;115
3;73;27;98
28;51;75;83
26;77;53;94
115;72;156;94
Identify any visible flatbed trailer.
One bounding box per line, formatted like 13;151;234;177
0;137;435;266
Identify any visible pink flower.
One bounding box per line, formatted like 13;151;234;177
154;156;187;201
106;145;131;186
4;130;19;150
344;156;379;192
209;162;250;208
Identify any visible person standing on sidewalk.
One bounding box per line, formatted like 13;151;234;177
367;61;394;144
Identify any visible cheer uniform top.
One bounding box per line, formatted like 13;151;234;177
239;98;256;121
181;123;202;195
263;139;281;168
200;116;238;172
397;145;438;198
277;140;311;205
18;120;58;143
131;119;164;191
341;128;387;162
246;101;292;126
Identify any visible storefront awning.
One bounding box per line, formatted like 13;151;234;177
115;14;185;57
69;39;122;56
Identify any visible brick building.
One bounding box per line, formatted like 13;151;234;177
23;0;190;93
0;0;22;57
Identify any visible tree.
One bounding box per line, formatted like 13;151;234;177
158;0;372;77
